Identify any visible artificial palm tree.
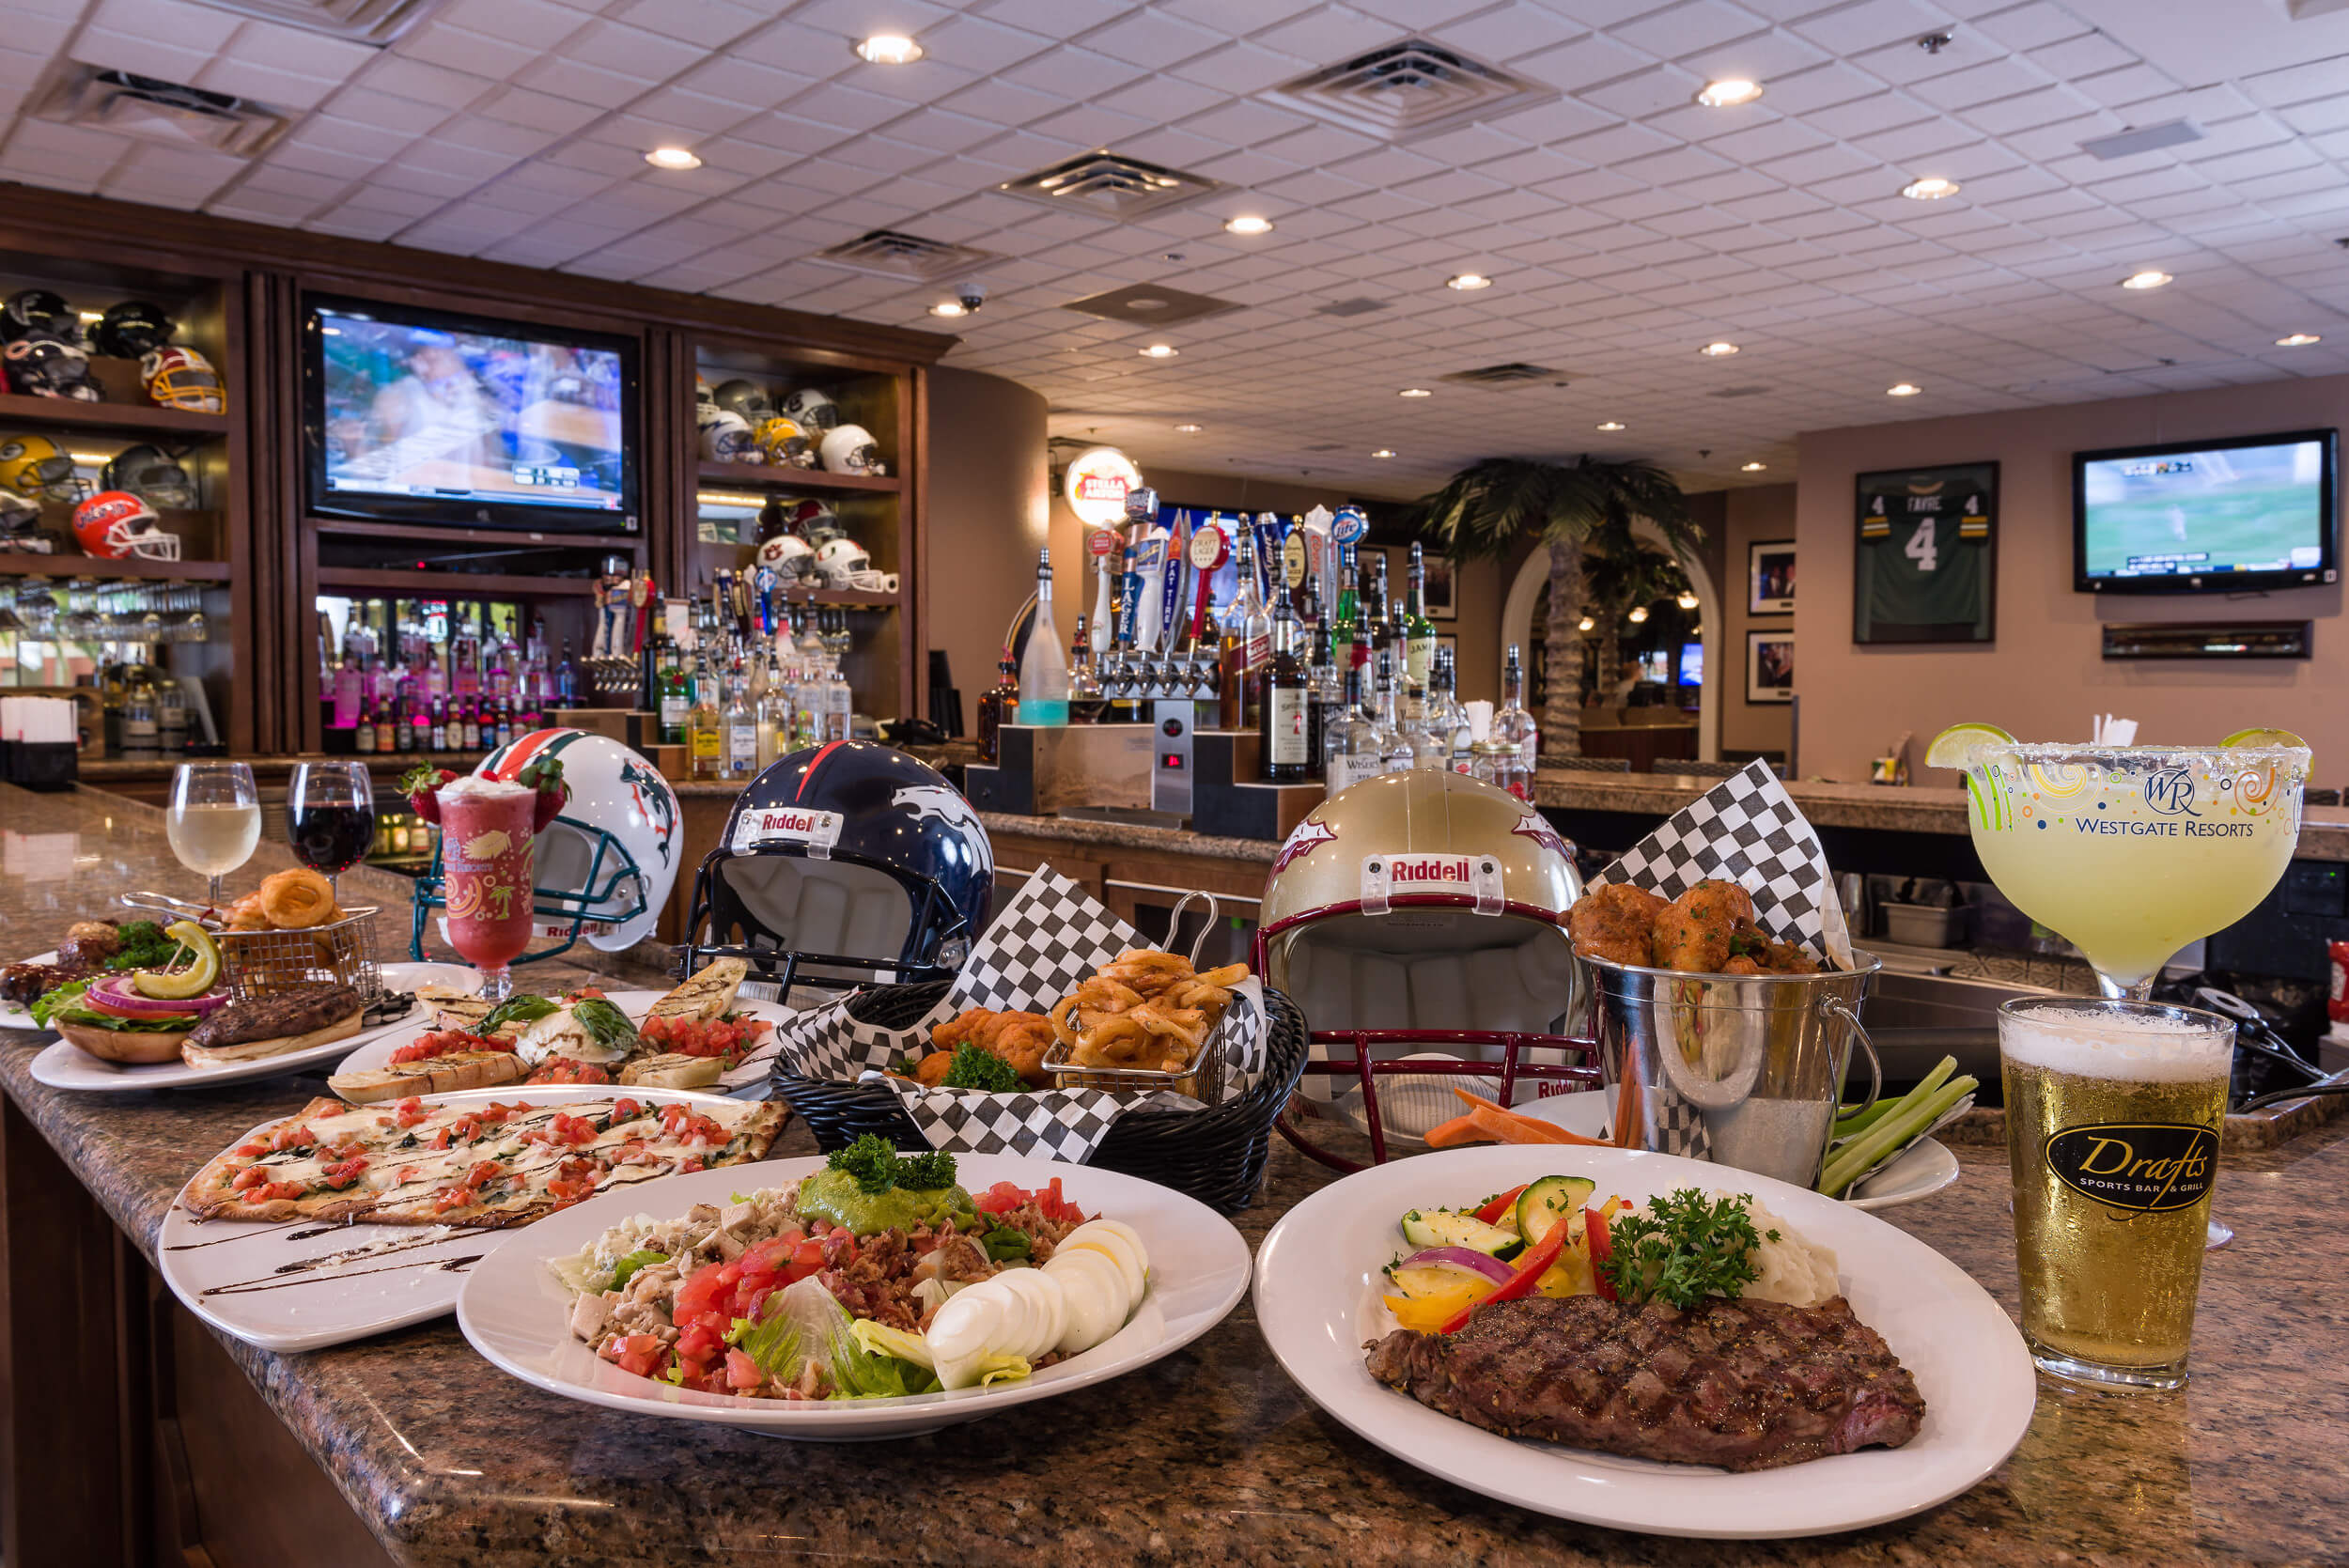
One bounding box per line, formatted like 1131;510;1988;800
1412;456;1698;760
1581;530;1689;697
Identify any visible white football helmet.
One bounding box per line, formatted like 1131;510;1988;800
818;423;884;475
781;386;839;432
814;537;897;594
698;408;755;462
756;531;815;580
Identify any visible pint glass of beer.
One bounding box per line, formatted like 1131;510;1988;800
1998;998;2232;1389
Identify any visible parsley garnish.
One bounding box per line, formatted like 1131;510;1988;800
827;1134;957;1195
941;1043;1024;1093
1600;1188;1771;1308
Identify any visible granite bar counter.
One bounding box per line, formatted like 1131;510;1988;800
4;782;2348;1567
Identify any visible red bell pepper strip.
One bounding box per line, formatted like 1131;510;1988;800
1586;1205;1617;1301
1439;1215;1569;1334
1474;1184;1529;1226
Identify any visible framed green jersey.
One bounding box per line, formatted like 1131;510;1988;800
1854;461;1998;644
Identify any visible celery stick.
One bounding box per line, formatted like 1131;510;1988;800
1819;1074;1977;1198
1828;1058;1955;1151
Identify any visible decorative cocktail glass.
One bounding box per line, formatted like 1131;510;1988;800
435;776;537;1000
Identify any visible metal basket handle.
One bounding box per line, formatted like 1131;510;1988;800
1823;997;1883;1117
1166;889;1221;969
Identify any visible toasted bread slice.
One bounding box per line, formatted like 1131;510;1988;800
328;1048;525;1104
616;1051;725;1090
648;957;746;1025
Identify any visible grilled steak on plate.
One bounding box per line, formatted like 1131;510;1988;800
185;985;363;1050
1365;1295;1925;1472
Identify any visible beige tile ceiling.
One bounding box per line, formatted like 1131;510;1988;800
3;0;2347;499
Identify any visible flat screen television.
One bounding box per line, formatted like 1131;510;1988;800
303;295;640;534
1677;642;1703;686
2073;428;2336;593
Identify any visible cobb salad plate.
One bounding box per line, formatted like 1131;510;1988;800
27;961;456;1094
1252;1143;2034;1539
458;1154;1252;1439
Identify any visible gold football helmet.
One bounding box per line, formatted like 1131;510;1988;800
1257;768;1596;1168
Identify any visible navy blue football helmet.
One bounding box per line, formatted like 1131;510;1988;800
687;740;993;992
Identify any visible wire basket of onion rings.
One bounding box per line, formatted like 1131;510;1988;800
130;870;388;1001
1038;949;1252;1103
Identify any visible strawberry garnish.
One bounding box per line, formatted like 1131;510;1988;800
398;765;459;824
517;755;569;831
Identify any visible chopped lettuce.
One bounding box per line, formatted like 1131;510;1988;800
729;1277;941;1400
29;978;90;1029
610;1250;666;1290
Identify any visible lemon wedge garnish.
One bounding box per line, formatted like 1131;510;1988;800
1924;722;2015;768
2219;727;2308;750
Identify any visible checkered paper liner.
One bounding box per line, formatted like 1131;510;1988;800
1588;758;1854;1159
755;864;1270;1162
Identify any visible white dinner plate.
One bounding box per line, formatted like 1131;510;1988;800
159;1085;742;1352
1252;1143;2035;1539
1514;1091;1960;1210
459;1154;1253;1439
24;962;459;1094
332;987;793;1098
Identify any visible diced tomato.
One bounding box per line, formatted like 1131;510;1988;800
269;1123;317;1153
680;1157;705;1174
973;1180;1029;1216
251;1180;305;1203
677;1321;724;1361
673;1260;727;1323
613;1097;642;1122
320;1156;369;1189
320;1139;364;1162
394;1096;428;1129
739;1237;787;1279
464;1159;503;1187
724;1349;763;1389
433;1184;478;1214
608;1333;664;1379
788;1237;827;1282
236;1141;267;1157
525;1058;612;1086
231;1166;268;1191
1035;1176;1087;1225
610;1138;651;1166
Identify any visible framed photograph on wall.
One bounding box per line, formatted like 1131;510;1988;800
1436;632;1458;663
1748;539;1795;614
1423;553;1457;620
1746;629;1794;704
1853;461;1999;644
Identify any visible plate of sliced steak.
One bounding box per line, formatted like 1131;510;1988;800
1254;1145;2034;1538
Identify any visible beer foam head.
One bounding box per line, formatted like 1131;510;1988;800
1999;1001;2232;1081
437;774;534;801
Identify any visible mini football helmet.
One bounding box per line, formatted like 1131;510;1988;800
814;536;897;594
412;728;683;961
697;408;755;462
0;434;86;504
141;347;223;413
752;413;814;468
712;378;773;424
72;490;180;561
780;386;839;432
1;290;77;345
693;374;717;418
1256;769;1596;1169
817;422;883;475
755;531;815;580
686;740;993;992
101;443;196;510
92;300;175;359
4;331;101;401
0;491;58;553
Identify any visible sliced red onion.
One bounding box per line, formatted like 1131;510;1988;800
89;974;226;1016
1399;1246;1516;1283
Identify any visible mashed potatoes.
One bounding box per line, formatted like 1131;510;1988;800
1617;1189;1842;1308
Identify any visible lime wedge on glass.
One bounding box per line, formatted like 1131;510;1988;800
2219;727;2307;750
1925;722;2015;768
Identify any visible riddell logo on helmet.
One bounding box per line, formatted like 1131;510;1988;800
732;807;843;855
1388;856;1476;887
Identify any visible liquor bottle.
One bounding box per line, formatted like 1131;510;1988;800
1361;551;1391;665
525;614;549;705
443;696;462;753
393;690;412;753
1219;529;1272;731
1018;548;1070;727
687;648;723;778
123;658;161;761
756;651;790;769
554;639;579;707
452;614;481;701
1433;646;1471;772
157;674;188;755
461;698;481;752
1259;588;1309;782
975;648;1017;764
1403;541;1437;693
1333;543;1362;676
823;652;852;742
657;610;691;746
355;698;377;753
332;646;362;734
1405;669;1449;772
1067;614;1105;724
1322;663;1386;795
723;660;757;778
1495;643;1539;777
1371;650;1413;775
1305;613;1338;782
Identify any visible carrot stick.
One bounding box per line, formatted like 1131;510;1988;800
1445;1086;1614;1147
1424;1112;1486;1148
1612;1070;1641;1150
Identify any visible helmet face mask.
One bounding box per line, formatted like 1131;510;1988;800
102;443;196;510
712;379;773;425
698;408;755;462
817;423;883;475
751;413;815;468
814;536;898;594
780;387;839;432
5;333;101;402
0;435;87;504
140;347;223;413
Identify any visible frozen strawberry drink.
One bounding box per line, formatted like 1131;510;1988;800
437;775;537;997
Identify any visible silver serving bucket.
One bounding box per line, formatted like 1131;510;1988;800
1580;950;1883;1188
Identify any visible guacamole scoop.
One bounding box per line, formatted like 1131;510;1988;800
796;1168;978;1235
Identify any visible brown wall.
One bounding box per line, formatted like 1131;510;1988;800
1795;375;2347;783
923;367;1050;731
1721;484;1797;759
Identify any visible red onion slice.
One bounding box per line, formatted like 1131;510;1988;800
1398;1246;1517;1283
87;974;226;1017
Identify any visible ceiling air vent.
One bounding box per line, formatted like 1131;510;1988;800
812;229;995;283
1268;39;1554;141
182;0;442;44
1315;297;1391;318
2079;119;2202;160
36;66;288;155
1061;282;1239;326
1439;362;1567;387
1000;150;1221;221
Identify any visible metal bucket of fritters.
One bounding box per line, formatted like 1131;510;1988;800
1580;950;1882;1188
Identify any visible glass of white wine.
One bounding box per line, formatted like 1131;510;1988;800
167;761;260;911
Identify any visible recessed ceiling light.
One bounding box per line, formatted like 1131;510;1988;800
2277;333;2323;348
2121;270;2172;290
1696;78;1763;108
929;301;967;318
1223;215;1273;235
1900;176;1959;200
1741;461;1768;472
1372;448;1396;458
1445;272;1492;290
1174;422;1203;432
1700;341;1741;357
1139;343;1178;358
855;33;923;64
644;146;701;170
1596;420;1626;431
1397;387;1432;398
1887;382;1921;396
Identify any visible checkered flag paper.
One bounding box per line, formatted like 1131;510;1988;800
759;863;1271;1161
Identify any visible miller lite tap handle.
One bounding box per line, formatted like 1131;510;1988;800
1187;520;1227;643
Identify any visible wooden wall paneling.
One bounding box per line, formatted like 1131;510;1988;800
246;268;299;756
647;327;696;600
907;364;927;724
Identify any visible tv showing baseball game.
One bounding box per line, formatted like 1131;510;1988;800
302;295;641;534
2074;428;2336;593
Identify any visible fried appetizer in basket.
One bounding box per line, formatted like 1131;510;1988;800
1566;884;1669;967
912;1006;1056;1088
1569;878;1824;975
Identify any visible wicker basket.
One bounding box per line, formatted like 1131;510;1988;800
770;980;1309;1216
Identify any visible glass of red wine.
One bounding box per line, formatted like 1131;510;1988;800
288;761;376;898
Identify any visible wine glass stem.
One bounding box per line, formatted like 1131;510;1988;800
2095;971;2156;1002
208;874;222;911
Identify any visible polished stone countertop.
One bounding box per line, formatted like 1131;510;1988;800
5;780;2348;1565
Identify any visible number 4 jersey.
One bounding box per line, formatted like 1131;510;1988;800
1855;462;1997;642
